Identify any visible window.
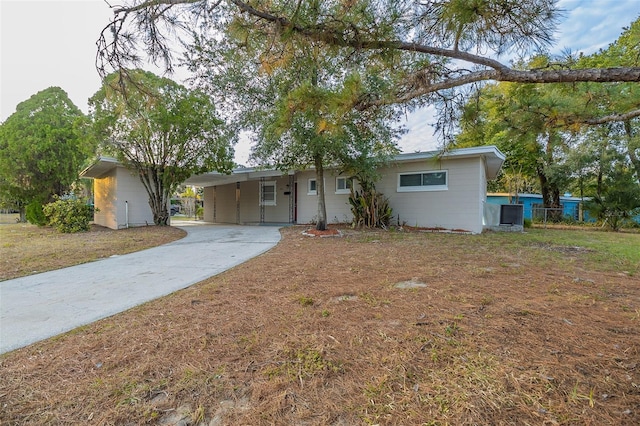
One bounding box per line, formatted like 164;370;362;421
307;178;317;195
335;177;353;194
260;181;276;206
397;170;448;192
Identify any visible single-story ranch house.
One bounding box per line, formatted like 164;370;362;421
81;146;506;234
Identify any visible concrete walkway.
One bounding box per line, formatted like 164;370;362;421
0;224;282;354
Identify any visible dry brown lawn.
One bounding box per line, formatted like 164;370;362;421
0;223;185;281
1;225;639;425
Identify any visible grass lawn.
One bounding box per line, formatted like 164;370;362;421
1;225;639;425
0;222;185;280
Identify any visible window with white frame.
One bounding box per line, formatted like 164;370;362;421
260;181;276;205
397;170;448;192
307;178;317;195
335;176;353;194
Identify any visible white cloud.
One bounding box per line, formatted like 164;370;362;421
555;0;640;55
397;106;440;153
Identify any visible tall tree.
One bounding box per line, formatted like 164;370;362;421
90;69;234;225
185;1;401;230
586;164;640;231
0;87;92;222
457;16;640;208
570;19;640;180
95;1;640;228
456;67;577;213
97;0;640;123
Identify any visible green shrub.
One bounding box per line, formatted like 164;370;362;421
43;198;95;233
349;185;392;229
585;167;640;231
523;218;532;228
26;201;47;226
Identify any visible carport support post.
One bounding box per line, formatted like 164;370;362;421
260;177;265;224
288;174;294;224
235;182;241;224
213;187;217;222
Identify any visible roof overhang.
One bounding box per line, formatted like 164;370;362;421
184;168;293;187
80;157;120;179
90;146;505;187
394;146;506;180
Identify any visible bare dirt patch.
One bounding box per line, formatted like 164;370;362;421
0;224;185;280
1;226;638;425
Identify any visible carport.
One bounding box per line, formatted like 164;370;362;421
185;168;297;225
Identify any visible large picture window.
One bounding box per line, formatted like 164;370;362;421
260;181;276;205
397;170;448;192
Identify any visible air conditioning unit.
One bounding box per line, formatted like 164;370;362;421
500;204;524;226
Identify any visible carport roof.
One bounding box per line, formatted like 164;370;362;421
184;167;293;187
395;145;505;179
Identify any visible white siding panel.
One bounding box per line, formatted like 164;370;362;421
202;186;214;223
115;167;155;228
295;170;355;225
92;166;154;229
263;176;292;223
93;169;117;230
214;183;238;223
296;170;318;224
239;181;259;223
377;157;484;233
479;156;488;230
324;171;354;224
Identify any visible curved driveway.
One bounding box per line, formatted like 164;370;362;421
0;225;281;354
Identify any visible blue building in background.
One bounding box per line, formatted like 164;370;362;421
486;193;592;222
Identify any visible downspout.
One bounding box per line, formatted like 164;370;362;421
125;200;129;229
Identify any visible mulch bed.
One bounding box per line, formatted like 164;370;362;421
302;227;342;237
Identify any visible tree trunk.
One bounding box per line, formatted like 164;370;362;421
537;164;562;222
596;142;606;199
540;133;562;221
624;120;640;181
314;154;327;231
139;167;170;226
149;191;170;226
538;166;552;207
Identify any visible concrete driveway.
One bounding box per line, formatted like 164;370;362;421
0;224;282;354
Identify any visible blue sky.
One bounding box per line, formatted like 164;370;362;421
1;0;639;163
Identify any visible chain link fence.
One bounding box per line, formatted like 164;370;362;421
531;204;584;226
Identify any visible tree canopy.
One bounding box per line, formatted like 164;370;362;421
90;69;234;225
455;21;640;224
97;0;640;126
0;87;92;221
96;0;640;228
180;0;402;230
